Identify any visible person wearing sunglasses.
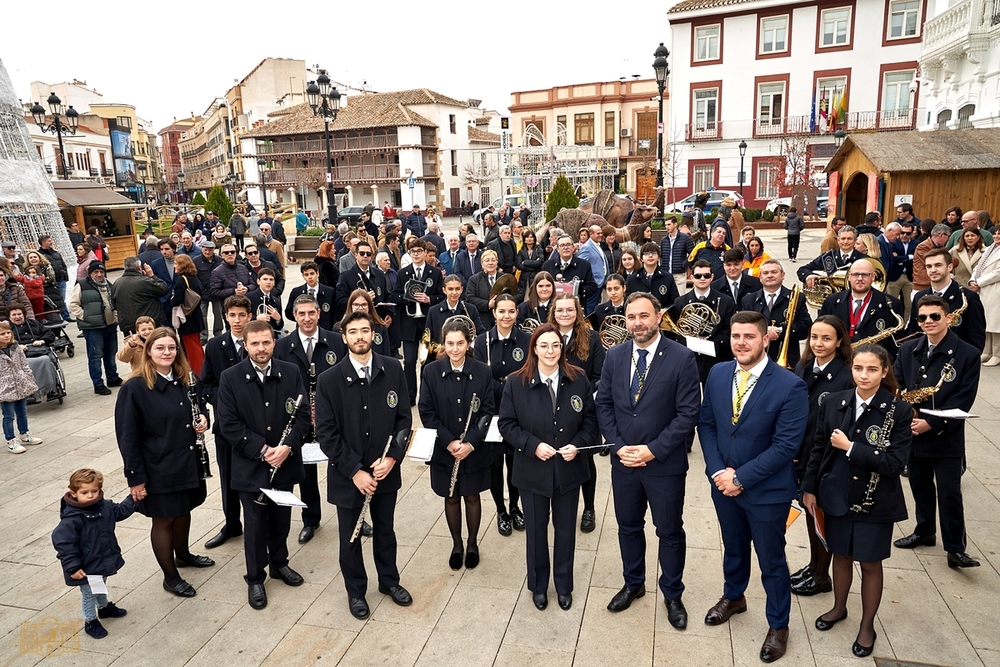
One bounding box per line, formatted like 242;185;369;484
902;248;985;354
818;259;904;361
209;244;252;306
243;245;285;296
335;240;392;348
893;295;981;570
670;260;737;386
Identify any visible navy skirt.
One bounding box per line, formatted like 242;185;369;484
825;512;893;562
138;480;207;518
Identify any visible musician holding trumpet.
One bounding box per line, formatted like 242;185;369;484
392;240;444;406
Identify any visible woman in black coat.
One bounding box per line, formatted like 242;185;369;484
498;323;598;611
517;271;554;328
314;241;340;288
171;254;206;374
789;316;855;597
115;327;213;598
515;229;545;300
418;317;495;571
474;295;531;537
801;344;911;659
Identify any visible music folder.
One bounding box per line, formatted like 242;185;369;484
405;428;438;462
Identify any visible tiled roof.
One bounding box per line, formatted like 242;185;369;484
244;89;454;137
468;126;501;144
668;0;758;14
829;128;1000;173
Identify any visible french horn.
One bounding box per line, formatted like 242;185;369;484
802;257;888;309
598;314;632;349
660;302;720;338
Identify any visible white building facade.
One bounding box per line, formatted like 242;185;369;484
667;0;926;210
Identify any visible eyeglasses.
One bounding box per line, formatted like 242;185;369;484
849;272;874;278
693;273;712;279
535;343;562;351
357;251;372;257
221;250;236;255
554;308;576;315
917;312;943;322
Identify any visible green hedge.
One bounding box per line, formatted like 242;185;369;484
301;227;325;236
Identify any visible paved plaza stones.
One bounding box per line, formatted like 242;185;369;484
0;226;997;666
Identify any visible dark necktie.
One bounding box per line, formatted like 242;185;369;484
305;336;314;362
853;298;864;321
631;349;648;407
546;378;557;413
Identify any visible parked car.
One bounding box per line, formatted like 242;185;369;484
766;188;829;217
665;189;744;213
337;206;366;226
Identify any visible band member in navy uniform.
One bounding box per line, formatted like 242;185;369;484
336;239;391;337
418;318;495;571
818;259;903;360
902;248;985;352
590;274;626;332
392;240;445;405
802;344;912;659
425;275;484;360
740;260;811;368
789;316;854;597
797;225;866;285
714;249;761;305
474;294;530;536
542;235;598;313
893;295;982;568
517;272;554;328
284;261;337;331
273;294;344;544
548;292;605;532
217;319;310;610
672;259;736;384
626;243;679;309
247;268;284;334
200;295;252;549
334;289;391;358
316;311;413;620
499;323;599;611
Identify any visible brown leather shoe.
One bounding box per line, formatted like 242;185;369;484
704;595;747;625
760;627;788;663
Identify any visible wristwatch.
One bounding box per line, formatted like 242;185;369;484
732;473;744;489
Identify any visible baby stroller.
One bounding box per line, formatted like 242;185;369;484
36;295;74;357
25;346;66;405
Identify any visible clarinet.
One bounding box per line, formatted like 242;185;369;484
448;393;478;497
850;399;896;515
254;394;305;505
187;372;212;479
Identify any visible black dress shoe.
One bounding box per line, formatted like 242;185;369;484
510;507;525;531
894;533;936;549
607;585;645;612
175;554;215;568
247;583;267;609
378;585;413;606
348;597;370;619
791;575;832;596
205;529;241;549
852;630;877;657
162;579;196;598
814;610;848;631
465;549;480;569
665;598;688;629
269;565;304;586
107;377;123;388
362;521;374;537
948;551;981;568
789;565;813;584
449;548;463;571
298;525;317;544
532;592;548;610
497;512;512;536
558;594;572;610
580;509;596;533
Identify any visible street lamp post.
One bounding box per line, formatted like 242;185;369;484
834;129;846;148
30;93;79;180
652;43;670;188
257;157;269;216
137;161;148;207
738;140;748;197
306;69;342;225
177;172;186;212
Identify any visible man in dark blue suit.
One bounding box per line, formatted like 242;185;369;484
596;292;701;628
698;310;808;663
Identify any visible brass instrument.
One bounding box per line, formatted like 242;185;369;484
350;434;393;542
488;273;518;299
659;301;720;338
187;372;212;479
851;309;905;350
894;291;969;346
460;302;477;337
403;279;427;318
802;257;888;309
776;286;802;369
598;314;632;349
900;360;954;419
418;328;442;363
850;397;896;515
254;394;305;506
519;318;540;333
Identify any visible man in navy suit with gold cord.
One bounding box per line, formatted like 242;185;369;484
698;310;808;663
596;292;701;628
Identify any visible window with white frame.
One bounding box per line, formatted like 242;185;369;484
816;76;848;131
757;160;782;200
820;7;851;47
692;164;716;191
888;0;920;38
882;70;914;124
693;88;719;136
760;16;788;54
758;83;785;128
695;25;720;61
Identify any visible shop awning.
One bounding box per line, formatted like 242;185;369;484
52;180;140;208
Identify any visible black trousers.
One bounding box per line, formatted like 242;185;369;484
522;487;579;595
215;438;242;535
402;339;419;404
581;455;597;512
787;234;800;259
299;463;321;527
336;492;400;598
234;234;245;251
908;454;966;552
238;491;292;585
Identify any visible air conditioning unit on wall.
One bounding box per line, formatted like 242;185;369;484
620;128;632;138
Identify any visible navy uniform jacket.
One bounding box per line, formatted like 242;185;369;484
426;300;484;344
516;301;549;327
245;258;285;295
332;322;391;357
274;326;344;441
893;330;980;458
217;357;310;493
796;248;868;283
316;352;411;508
596;335;702;477
417;357;496;476
903;282;986;352
713;274;761;306
499;371;598;496
283;283;336;331
801;388;911;523
589;300;625;334
474;327;531;407
200;331;244;430
565;329;606;393
541;255;598;305
818;289;903;359
391;262;445;342
247;289;284;332
626;267;680;309
336;264;390;323
672;288;736;381
741;286;812;368
793;357;854;477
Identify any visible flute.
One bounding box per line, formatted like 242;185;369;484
187;372;212;479
448;393;478;497
254;394;305;506
350;435;393;543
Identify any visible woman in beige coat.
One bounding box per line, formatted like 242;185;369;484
950;228;984;287
970;234;1000;365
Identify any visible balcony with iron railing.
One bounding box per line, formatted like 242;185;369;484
684;109;917;141
922;0;1000;60
263;164;401;185
257;134;402;156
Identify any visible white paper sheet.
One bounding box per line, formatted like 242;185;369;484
920;408;978;419
301;442;327;464
258;489;308;507
86;575;108;595
485;416;502;442
406;427;437;462
685;336;716;357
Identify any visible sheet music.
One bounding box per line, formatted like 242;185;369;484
685;336;716;357
406;427;437;462
86;575;108;595
485;416;502;442
259;489;307;507
301;442;327;464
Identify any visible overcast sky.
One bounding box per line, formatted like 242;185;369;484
4;0;673;131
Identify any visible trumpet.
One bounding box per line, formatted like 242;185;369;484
776;286;802;369
598;314;631;349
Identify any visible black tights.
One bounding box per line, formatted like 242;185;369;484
805;511;832;582
150;514;192;584
445;495;482;554
489;450;518;514
581;455;597;512
820;554;883;647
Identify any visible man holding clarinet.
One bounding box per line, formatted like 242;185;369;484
217;319;310;610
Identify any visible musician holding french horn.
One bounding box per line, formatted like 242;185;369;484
801;344;911;659
392;240;444;407
425;275;484;363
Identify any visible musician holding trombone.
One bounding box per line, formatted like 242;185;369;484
393;240;444;406
316;310;413;620
217;319;310;610
801;344;911;658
